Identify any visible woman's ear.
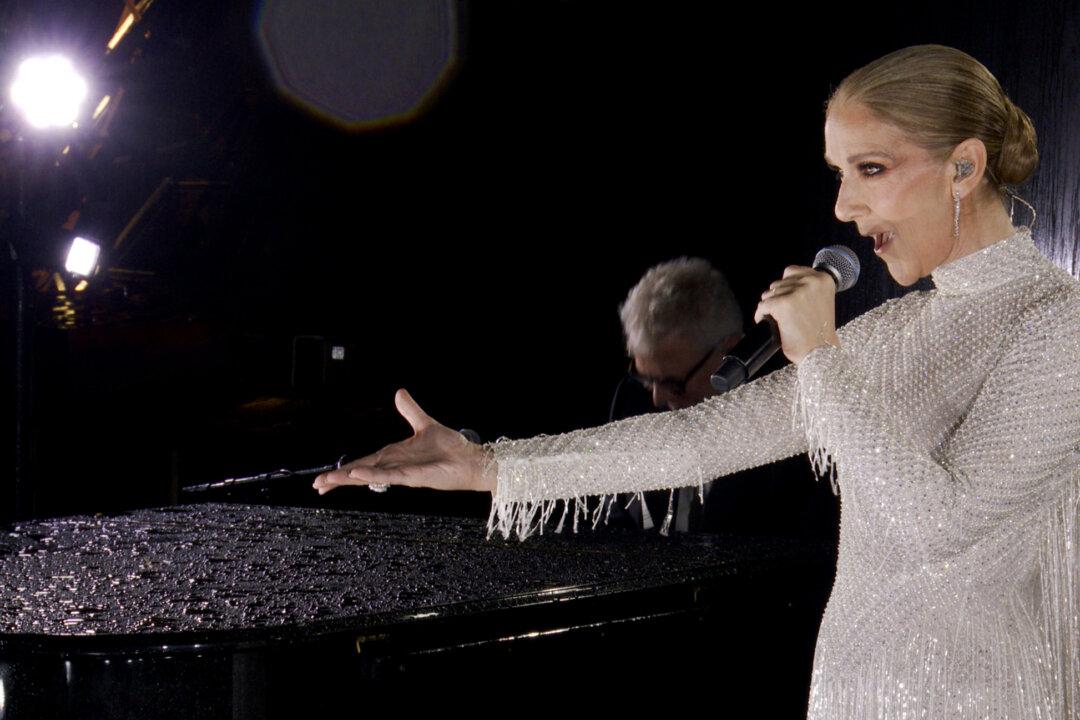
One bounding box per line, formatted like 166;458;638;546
949;138;989;200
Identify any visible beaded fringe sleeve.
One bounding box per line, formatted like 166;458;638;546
483;361;807;541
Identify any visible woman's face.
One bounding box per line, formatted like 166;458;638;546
824;100;962;286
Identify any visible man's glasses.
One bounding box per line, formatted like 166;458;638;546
627;342;722;397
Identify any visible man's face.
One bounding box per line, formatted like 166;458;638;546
632;332;736;410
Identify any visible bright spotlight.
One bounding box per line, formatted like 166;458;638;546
10;55;88;129
65;237;101;277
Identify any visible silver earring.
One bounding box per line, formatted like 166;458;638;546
953;189;961;238
953;160;971;239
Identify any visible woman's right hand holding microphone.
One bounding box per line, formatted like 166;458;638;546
313;389;495;495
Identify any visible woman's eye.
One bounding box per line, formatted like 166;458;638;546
860;163;884;177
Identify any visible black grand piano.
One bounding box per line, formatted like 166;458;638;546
0;503;833;718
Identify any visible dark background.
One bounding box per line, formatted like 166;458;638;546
0;0;1077;526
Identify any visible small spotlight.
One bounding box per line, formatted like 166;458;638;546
10;55;88;129
65;237;101;277
92;95;111;120
108;13;136;51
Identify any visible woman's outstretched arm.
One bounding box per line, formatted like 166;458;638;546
314;364;808;541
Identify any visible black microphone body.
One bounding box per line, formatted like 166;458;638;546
709;316;781;394
710;246;860;394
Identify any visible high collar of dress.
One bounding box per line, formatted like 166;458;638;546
930;226;1037;296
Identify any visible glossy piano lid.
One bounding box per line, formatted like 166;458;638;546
0;503;833;650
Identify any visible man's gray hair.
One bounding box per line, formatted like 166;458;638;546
619;257;743;357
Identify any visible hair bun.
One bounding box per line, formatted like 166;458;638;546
995;99;1038;185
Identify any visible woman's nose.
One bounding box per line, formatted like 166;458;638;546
833;178;864;223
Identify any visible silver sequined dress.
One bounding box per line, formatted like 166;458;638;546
484;227;1079;719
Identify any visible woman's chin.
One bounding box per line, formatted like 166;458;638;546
884;261;921;287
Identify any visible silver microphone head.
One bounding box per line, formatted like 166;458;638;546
813;245;860;292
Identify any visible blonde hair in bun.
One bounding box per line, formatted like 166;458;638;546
997;98;1039;185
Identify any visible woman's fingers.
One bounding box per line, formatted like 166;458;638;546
763;272;814;297
312;468;346;492
761;286;799;300
311;433;438;495
312;458;363;492
753;267;838;362
755;287;805;323
316;465;401;493
753;300;770;325
313;463;394;494
394;388;432;433
755;288;798;323
345;463;424;489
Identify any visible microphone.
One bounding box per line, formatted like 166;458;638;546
710;245;860;394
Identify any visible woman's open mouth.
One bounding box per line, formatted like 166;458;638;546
874;231;894;254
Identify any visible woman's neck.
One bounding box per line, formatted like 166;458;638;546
943;190;1020;266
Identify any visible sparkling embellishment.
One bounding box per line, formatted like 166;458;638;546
954;189;962;238
483;227;1078;719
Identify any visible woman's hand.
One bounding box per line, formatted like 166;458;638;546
753;265;840;364
312;389;495;495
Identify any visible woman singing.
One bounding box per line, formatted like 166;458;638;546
314;45;1079;719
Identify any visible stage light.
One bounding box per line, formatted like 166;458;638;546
107;0;155;52
92;95;111;120
64;237;101;277
108;12;136;51
10;55;88;129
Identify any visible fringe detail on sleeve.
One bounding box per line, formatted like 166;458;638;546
1037;475;1079;716
658;489;675;537
484;480;706;542
794;370;840;496
486;493;623;541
